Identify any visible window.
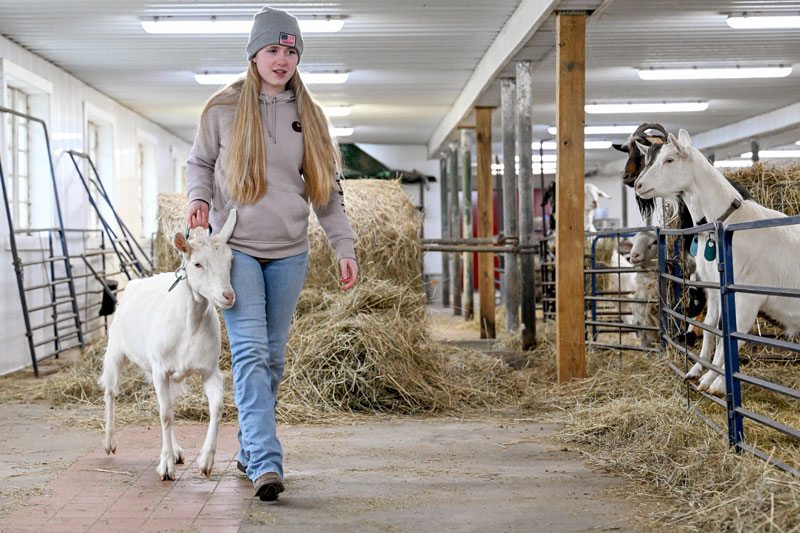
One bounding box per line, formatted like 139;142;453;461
2;58;53;231
4;87;32;229
87;120;101;230
136;131;158;239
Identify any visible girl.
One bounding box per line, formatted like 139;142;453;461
185;6;358;501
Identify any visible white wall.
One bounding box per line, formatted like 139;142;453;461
356;144;442;276
0;35;192;375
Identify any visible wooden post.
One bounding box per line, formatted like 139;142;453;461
460;129;474;320
439;153;450;307
555;13;586;382
501;78;519;332
516;61;536;350
448;141;462;316
475;106;495;339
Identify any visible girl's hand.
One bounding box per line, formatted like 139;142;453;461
186;200;209;229
339;258;359;290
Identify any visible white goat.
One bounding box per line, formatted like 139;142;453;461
548;183;612;254
584;183;612;232
635;130;800;396
100;210;237;480
606;240;636;325
629;231;660;347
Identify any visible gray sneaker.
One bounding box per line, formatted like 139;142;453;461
253;471;285;501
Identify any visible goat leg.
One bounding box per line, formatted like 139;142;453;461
197;369;224;477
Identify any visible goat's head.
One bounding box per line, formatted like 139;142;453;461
613;123;668;218
172;209;237;309
629;230;658;266
613;123;668;185
584;183;611;211
635;129;697;202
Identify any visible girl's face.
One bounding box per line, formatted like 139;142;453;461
252;45;299;96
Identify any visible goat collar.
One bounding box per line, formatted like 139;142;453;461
716;199;742;224
168;261;186;292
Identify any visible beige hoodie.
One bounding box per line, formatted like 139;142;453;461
186;89;356;261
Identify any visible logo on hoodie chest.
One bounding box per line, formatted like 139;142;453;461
292;121;302;133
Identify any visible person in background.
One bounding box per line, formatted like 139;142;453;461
185;6;358;501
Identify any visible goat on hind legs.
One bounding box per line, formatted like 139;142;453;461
635;129;800;396
100;210;237;479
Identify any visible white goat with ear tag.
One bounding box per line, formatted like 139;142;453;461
99;209;237;480
636;129;800;396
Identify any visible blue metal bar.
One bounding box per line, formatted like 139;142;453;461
718;222;744;452
735;372;800;401
731;332;800;354
657;228;669;350
591;236;599;341
659;273;718;290
725;214;800;232
727;284;800;299
662;307;722;336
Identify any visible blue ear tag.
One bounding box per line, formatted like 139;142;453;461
689;235;698;257
704;237;717;261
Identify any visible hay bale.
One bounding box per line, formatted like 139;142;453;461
156;193;189;272
724;163;800;215
156;180;422;287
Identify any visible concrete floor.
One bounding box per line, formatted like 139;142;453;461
0;304;649;532
0;407;645;532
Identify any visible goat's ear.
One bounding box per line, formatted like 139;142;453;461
634;141;649;156
215;209;237;243
173;232;191;255
677;128;691;147
597;188;612;199
612;143;627;153
668;132;687;155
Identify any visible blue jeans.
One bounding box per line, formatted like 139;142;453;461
222;249;308;482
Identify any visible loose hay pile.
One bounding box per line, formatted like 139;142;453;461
542;348;800;532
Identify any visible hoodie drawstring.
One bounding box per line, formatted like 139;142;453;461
265;96;278;144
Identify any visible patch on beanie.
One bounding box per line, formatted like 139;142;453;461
279;32;296;47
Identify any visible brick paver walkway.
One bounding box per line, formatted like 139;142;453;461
2;425;250;532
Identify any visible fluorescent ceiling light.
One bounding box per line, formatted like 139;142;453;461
585;102;709;114
141;17;344;34
727;15;800;29
741;150;800;158
194;72;243;85
714;160;752;168
323;106;352;117
331;127;353;137
532;141;612;150
638;67;792;80
548;125;639;135
301;72;349;84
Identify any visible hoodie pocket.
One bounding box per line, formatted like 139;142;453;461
232;188;310;245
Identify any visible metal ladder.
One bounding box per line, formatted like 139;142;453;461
66;150;152;279
0;105;84;375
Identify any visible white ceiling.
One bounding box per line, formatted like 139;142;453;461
1;0;800;171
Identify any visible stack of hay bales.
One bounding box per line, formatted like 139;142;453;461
42;179;524;425
724;162;800;216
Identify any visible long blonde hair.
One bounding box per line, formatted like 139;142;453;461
199;61;340;207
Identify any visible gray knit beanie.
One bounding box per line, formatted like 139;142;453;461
246;7;304;62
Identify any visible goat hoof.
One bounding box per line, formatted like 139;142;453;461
197;451;214;478
157;459;176;481
174;449;185;465
104;437;117;455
